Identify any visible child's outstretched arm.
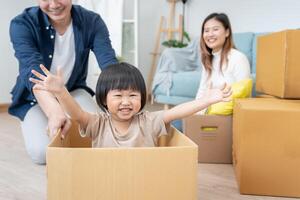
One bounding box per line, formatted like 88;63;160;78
163;84;232;124
29;64;91;130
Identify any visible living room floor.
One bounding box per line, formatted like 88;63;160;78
0;104;292;200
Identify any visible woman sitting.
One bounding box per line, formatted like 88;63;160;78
196;12;251;111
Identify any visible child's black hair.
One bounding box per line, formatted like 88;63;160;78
95;62;147;112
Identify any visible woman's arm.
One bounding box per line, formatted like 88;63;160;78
195;66;208;99
163;85;231;124
30;65;92;130
233;51;251;81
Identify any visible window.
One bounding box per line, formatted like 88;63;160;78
122;0;138;66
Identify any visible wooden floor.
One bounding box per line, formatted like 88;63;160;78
0;110;293;200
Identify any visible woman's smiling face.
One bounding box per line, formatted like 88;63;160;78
203;18;229;52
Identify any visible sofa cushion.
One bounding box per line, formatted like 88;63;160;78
154;71;201;98
206;78;253;115
233;32;254;69
154;95;193;105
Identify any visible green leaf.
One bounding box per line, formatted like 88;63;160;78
161;31;191;48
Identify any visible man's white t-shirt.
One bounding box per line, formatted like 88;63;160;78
50;22;75;84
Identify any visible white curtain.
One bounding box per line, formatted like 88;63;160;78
74;0;124;56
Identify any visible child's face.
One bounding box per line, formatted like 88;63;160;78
106;89;142;121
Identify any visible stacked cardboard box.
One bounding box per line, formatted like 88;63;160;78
233;30;300;198
256;30;300;98
233;98;300;197
47;122;198;200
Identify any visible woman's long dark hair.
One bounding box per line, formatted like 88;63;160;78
200;13;235;78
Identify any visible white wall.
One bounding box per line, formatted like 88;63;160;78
186;0;300;37
1;0;300;103
0;0;36;103
138;0;300;87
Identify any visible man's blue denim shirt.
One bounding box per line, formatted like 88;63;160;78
9;5;117;120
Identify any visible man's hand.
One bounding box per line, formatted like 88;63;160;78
47;112;72;139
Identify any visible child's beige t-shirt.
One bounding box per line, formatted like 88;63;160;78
79;111;169;148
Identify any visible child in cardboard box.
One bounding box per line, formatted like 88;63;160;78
30;62;231;148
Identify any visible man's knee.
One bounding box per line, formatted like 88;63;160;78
27;144;46;165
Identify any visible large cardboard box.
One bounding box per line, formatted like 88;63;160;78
233;98;300;197
47;123;198;200
183;115;232;163
256;30;300;98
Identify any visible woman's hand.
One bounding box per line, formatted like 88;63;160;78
30;64;64;95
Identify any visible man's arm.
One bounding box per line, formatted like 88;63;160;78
33;90;71;138
10;17;71;138
91;14;118;68
30;65;91;130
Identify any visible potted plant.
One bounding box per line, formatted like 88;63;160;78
162;0;190;48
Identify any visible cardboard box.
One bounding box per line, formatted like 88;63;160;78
255;94;276;98
233;98;300;197
256;30;300;98
47;123;198;200
183;115;232;163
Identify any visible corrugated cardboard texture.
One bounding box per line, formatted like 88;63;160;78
183;115;232;164
47;123;198;200
256;30;300;98
233;98;300;197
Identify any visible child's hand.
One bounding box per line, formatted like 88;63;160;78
29;64;64;94
203;83;232;104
